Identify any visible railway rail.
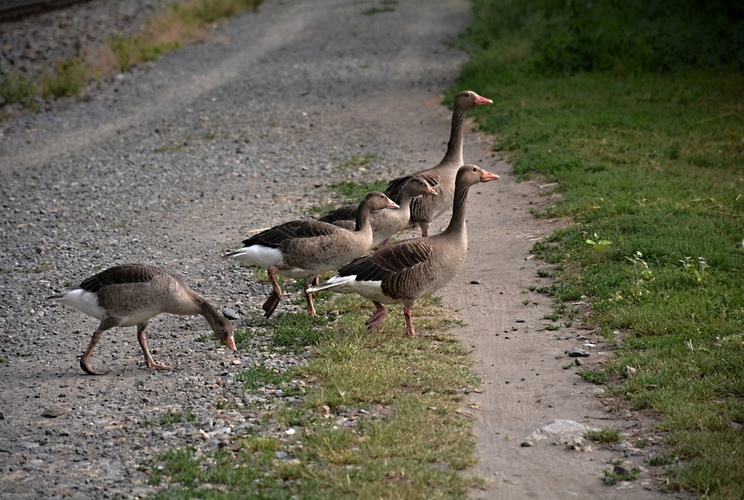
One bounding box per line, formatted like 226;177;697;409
0;0;90;21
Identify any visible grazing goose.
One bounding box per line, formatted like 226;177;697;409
223;192;399;318
307;165;499;337
47;264;236;375
318;177;437;247
385;90;492;237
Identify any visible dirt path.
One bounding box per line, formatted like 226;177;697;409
0;0;664;497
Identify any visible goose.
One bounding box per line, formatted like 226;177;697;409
318;177;437;247
385;90;492;237
223;192;399;318
46;263;237;375
307;165;499;337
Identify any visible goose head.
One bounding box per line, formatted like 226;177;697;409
362;192;400;211
456;90;493;110
457;164;500;186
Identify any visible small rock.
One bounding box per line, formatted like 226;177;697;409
613;464;630;476
567;348;590;357
222;307;239;320
622;365;637;378
470;280;481;285
520;441;533;447
42;406;69;418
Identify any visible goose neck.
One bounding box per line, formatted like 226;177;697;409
440;105;466;166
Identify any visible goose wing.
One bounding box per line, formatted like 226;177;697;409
242;220;340;248
79;264;161;293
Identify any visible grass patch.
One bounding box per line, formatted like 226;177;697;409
142;292;480;497
457;0;744;496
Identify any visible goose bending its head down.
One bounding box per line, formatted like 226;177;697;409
47;263;236;375
223;192;399;318
318;176;437;247
385;90;492;237
308;165;499;337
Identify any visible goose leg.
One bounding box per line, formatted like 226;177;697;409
262;265;283;317
80;328;108;375
403;305;417;337
137;322;171;370
365;301;388;332
80;316;120;375
304;276;318;317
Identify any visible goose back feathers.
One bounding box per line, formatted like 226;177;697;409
47;263;236;375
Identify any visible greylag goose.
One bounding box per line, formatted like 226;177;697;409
307;165;499;337
318;177;437;247
46;264;236;375
223;192;399;318
385;90;492;237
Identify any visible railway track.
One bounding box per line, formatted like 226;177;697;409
0;0;90;21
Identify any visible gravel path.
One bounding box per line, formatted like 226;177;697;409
0;0;475;497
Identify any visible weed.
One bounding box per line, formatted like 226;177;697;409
41;58;89;98
586;427;621;444
602;465;640;486
236;364;292;391
159;408;197;428
579;369;607;385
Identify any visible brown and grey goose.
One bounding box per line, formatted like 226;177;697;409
223;192;398;318
318;177;437;247
307;165;499;337
385;90;492;237
47;263;236;375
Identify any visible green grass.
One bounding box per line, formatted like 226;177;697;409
142;294;480;497
456;0;744;497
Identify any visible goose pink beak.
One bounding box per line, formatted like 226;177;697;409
480;170;500;182
474;93;493;105
225;336;236;352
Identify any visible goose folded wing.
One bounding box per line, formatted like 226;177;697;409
386;172;441;202
340;239;435;282
242;220;340;248
318;205;357;224
79;264;159;293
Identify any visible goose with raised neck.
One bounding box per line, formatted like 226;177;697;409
385;90;492;237
307;165;499;336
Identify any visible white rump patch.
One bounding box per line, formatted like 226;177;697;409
54;289;105;320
